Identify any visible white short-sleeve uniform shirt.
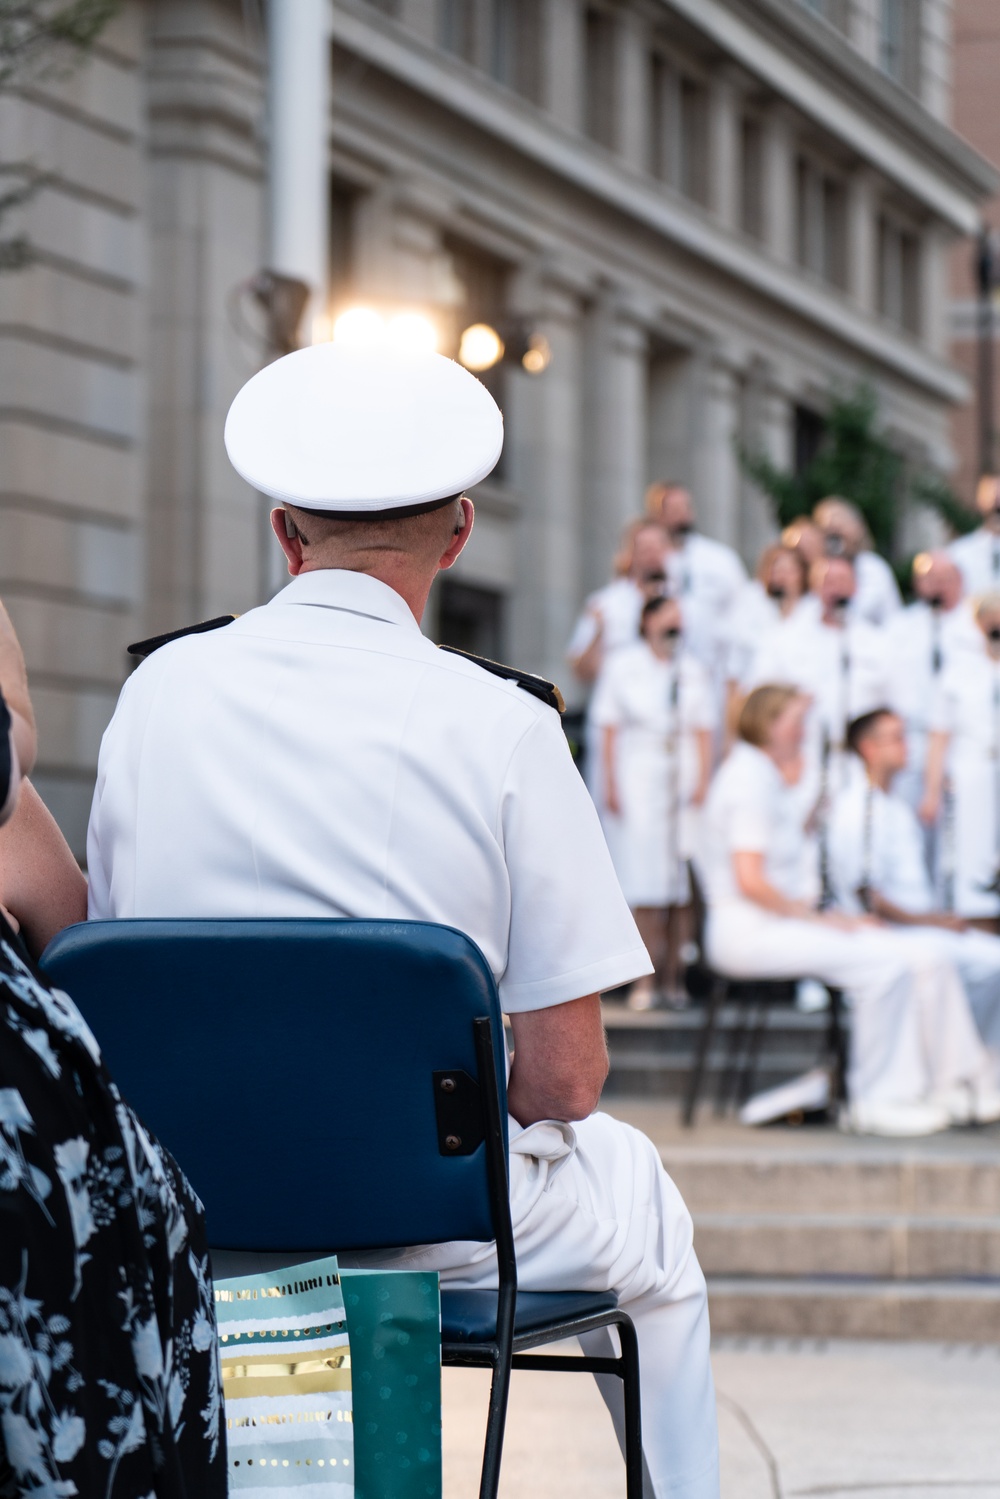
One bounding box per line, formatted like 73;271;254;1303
665;533;747;679
829;779;934;917
87;570;651;1012
853;551;902;627
698;742;809;907
589;642;715;905
948;527;1000;598
566;577;644;665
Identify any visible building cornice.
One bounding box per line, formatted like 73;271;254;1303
328;6;968;403
671;0;997;215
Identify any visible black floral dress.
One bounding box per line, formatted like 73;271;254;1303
0;918;226;1498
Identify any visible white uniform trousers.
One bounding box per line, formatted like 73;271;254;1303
888;927;1000;1083
366;1112;720;1499
213;1113;720;1498
706;901;992;1105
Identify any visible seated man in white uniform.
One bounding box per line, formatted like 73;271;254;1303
813;496;902;627
829;708;1000;1091
948;473;1000;597
88;344;719;1499
645;483;746;713
749;556;890;798
699;684;998;1135
591;594;714;1009
885;553;975;816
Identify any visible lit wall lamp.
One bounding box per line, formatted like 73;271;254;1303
332;305;440;353
457;320;551;376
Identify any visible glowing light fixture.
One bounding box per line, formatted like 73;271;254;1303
387;311;439;353
459;322;505;372
521;332;551;375
333;306;385;348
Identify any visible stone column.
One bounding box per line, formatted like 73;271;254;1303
692;355;742;548
545;0;585;133
760;106;795;264
920;224;950;359
616;8;650;172
268;0;330;335
740;370;791;560
504;282;587;687
709;70;740;232
144;0;267;635
846;168;877;315
581;296;649;591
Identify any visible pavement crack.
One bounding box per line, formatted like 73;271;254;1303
717;1390;783;1499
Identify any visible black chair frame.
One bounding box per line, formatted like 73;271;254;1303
682;974;847;1127
450;1019;644;1499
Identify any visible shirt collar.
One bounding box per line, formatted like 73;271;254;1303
274;568;421;632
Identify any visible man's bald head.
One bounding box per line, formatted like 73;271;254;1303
912;551;963;611
812;555;856;618
814;497;867;559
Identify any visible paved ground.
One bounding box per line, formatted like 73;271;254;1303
442;1337;1000;1497
599;1097;1000;1157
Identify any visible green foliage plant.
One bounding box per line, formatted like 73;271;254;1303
739;383;978;559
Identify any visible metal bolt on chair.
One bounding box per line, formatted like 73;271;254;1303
42;918;643;1499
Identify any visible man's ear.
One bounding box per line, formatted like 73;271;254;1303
438;497;475;571
270;508;307;576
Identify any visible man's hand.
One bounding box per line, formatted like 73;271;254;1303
507;994;609;1127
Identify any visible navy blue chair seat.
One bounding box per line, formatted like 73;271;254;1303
42;919;642;1499
443;1288;620;1343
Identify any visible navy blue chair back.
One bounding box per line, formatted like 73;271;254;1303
41;919;507;1252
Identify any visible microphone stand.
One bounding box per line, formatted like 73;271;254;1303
856;778;874;914
818;728;833;911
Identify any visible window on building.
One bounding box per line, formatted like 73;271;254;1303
879;0;921;91
877;214;920;335
489;0;543;102
795;155;847;289
679;76;709;206
437;580;506;660
739;114;763;240
584;7;617;149
440;0;476;62
648;52;709;207
794;405;825;475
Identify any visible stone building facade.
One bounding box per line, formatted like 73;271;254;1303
0;0;993;853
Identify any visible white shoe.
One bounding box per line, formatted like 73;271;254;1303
841;1099;951;1137
627;981;658;1012
935;1085;1000;1126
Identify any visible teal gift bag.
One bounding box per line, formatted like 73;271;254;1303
341;1270;442;1499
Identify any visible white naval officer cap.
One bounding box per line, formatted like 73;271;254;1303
224;342;504;516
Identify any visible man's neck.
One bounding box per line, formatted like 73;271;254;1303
298;558;434;625
866;764;892;794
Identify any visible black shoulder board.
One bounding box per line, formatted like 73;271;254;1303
439;645;565;713
127;615;237;660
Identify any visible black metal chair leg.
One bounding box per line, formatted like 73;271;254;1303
615;1314;644;1499
478;1352;513;1499
683;978;725;1126
738;999;769;1104
716;990;747;1116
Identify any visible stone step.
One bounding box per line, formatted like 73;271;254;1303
660;1149;1000;1218
695;1212;1000;1279
602;1002;834;1102
706;1277;1000;1342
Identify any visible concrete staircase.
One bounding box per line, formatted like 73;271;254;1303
663;1142;1000;1341
602;999;831;1105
